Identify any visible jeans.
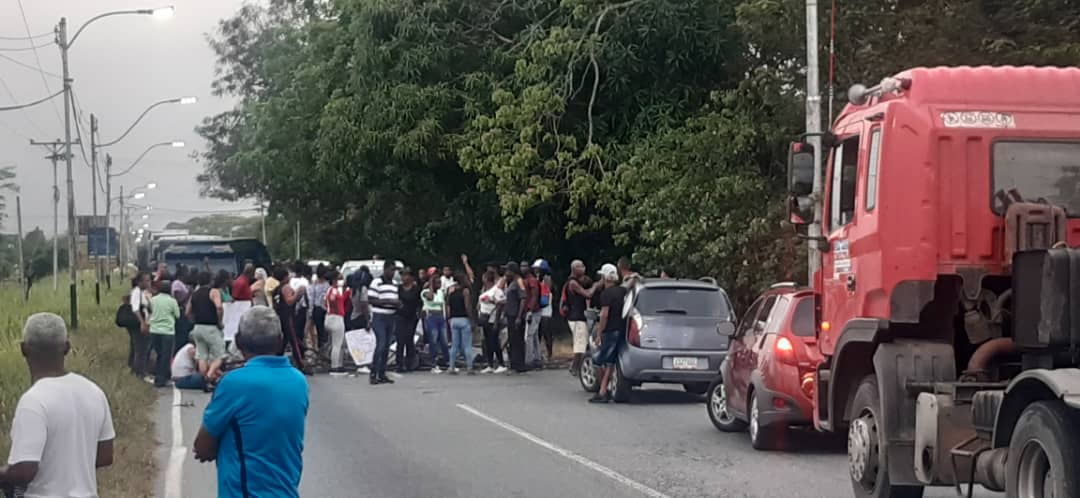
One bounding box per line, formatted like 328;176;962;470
481;315;503;367
128;327;150;377
396;315;418;371
312;306;328;350
371;313;396;379
150;334;174;387
525;311;543;366
448;317;473;370
424;312;449;367
326;314;346;370
508;320;526;372
174;373;205;390
174;316;192;355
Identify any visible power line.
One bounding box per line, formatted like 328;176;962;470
0;53;62;79
0;40;54;52
0;74;46;136
69;87;92;167
0;87;63;111
0;31;52;41
14;0;63;126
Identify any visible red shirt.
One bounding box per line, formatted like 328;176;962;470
232;274;254;301
327;287;350;316
524;274;541;312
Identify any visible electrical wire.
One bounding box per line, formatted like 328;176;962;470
0;74;46;136
15;0;63;126
0;40;54;52
0;31;52;41
0;87;63;111
70;86;92;167
0;53;62;79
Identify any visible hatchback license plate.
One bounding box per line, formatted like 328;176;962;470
672;357;700;370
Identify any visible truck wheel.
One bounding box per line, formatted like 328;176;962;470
611;363;632;403
1005;401;1080;498
848;375;924;498
708;378;747;433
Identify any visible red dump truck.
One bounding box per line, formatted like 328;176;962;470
786;66;1080;498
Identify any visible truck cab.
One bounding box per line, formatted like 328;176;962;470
787;66;1080;498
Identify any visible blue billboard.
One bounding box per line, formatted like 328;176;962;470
88;227;118;257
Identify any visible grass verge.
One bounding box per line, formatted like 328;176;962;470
0;276;157;497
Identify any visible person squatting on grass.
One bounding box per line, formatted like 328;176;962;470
1;313;115;497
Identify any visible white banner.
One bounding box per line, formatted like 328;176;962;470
346;329;376;366
222;300;252;342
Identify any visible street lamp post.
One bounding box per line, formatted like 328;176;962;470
56;5;174;329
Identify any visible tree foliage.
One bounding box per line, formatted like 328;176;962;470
196;0;1080;303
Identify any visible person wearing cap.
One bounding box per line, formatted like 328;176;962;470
422;267;450;372
194;307;308;498
2;313;115;496
521;261;543;369
590;263;627;403
565;260;603;377
503;262;529;373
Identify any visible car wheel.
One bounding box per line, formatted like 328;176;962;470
1005;401;1080;498
683;382;709;395
611;363;632;403
848;375;925;498
579;355;599;393
708;378;747;433
748;391;782;450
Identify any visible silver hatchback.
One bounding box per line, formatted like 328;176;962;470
579;279;735;402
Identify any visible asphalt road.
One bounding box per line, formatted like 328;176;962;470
154;369;996;498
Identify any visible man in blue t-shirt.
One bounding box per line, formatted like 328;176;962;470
194;306;309;498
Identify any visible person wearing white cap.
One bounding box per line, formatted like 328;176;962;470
1;313;115;496
590;263;627;403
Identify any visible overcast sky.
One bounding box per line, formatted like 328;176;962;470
0;0;254;237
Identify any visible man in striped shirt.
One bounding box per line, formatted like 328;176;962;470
367;261;401;385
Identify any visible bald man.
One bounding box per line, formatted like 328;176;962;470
1;313;115;497
194;307;309;498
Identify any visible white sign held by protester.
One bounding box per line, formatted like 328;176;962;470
222;301;252;342
346;329;376;366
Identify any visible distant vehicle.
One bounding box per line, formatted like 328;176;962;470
341;259;405;284
710;284;822;450
161;238;271;276
578;279;735;402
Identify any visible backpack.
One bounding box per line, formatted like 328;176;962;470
115;303;140;330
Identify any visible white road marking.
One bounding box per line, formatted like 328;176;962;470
457;403;671;498
164;387;188;498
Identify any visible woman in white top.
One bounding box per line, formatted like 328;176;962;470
478;271;507;373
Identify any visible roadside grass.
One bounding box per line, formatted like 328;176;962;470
0;276;156;497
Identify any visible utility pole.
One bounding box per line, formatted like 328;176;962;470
295;220;301;260
15;194;25;301
260;203;268;244
90;113;100;305
58;17;79;329
805;0;824;281
29;140;73;291
104;154;112;288
118;185;125;271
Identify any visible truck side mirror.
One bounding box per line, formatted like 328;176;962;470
788;142;814;196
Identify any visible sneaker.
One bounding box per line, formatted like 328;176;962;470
448;368;459;375
481;367;494;374
431;366;443;374
329;369;348;378
379;376;395;384
357;366;371;375
494;366;508;374
142;376;156;385
467;370;477;376
588;394;609;404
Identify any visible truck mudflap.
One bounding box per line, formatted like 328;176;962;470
992;368;1080;448
873;341;956;485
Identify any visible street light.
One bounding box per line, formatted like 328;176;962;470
57;5;176;329
132;192;146;200
110;141;185;178
151;6;175;19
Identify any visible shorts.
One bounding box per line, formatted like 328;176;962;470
191;324;227;362
593;330;622;366
569;321;589;354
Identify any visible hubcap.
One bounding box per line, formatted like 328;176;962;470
749;397;760;441
580;358;595;388
711;384;734;424
848;414;879;490
1016;440;1054;498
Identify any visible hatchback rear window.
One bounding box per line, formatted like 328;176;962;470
791;298;815;337
635;287;731;319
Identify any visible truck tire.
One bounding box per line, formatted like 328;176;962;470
1005;401;1080;498
847;375;924;498
707;378;747;433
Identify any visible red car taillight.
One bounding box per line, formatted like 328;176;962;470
628;312;642;347
775;336;798;366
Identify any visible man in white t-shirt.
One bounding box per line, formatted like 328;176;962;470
171;341;205;390
1;313;115;497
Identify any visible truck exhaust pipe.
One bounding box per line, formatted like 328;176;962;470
962;337;1017;381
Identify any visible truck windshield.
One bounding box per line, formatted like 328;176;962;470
993;141;1080;217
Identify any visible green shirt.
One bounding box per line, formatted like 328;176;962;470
149;293;180;335
422;287;445;312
